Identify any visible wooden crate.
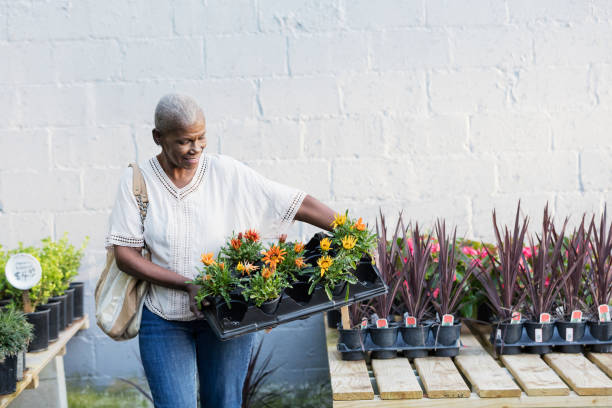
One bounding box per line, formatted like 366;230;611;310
326;320;612;407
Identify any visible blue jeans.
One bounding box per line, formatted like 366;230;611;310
139;305;255;408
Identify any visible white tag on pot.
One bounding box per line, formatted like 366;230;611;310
570;310;582;323
539;313;551;324
598;305;611;322
441;314;454;326
565;327;574;342
376;318;388;329
405;316;417;328
5;253;42;290
370;314;379;326
360;318;368;329
535;328;543;343
511;311;521;324
496;329;502;340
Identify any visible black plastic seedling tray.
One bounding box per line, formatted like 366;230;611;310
203;256;388;341
490;323;612;351
337;324;462;359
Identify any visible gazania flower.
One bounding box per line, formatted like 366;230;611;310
317;255;333;273
262;244;287;267
331;213;347;229
237;262;245;272
231;238;242;250
320;238;331;251
261;267;274;279
295;257;306;268
201;253;215;266
244;229;260;242
237;232;243;240
294;242;305;253
355;217;366;231
242;262;259;276
341;235;357;250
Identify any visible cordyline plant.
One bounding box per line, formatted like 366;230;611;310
475;204;528;322
242;340;281;408
399;221;433;323
428;220;475;319
554;216;591;319
370;210;402;319
347;300;370;329
587;208;612;317
520;205;574;320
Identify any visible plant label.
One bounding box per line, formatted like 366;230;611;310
376;318;388;329
370;314;379;326
565;327;573;342
535;328;543;343
496;329;502;340
5;253;42;290
570;310;582;323
441;314;454;326
598;305;610;322
360;318;368;330
539;313;551;324
511;312;521;324
405;316;417;328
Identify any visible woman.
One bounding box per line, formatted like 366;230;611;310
105;94;336;408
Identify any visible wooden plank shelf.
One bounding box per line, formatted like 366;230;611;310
325;318;612;407
0;315;89;408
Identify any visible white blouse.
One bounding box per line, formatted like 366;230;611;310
105;154;306;321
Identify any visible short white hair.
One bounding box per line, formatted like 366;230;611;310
154;94;204;133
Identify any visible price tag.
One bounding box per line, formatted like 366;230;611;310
360;317;368;329
511;311;521;324
539;313;551;324
570;310;582;323
565;327;574;342
534;328;543;343
376;318;388;329
405;316;417;328
5;253;42;290
598;305;610;322
441;314;454;326
496;329;502;340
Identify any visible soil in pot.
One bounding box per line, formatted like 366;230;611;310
285;282;312;304
26;308;49;352
216;300;248;328
48;294;67;330
69;282;85;319
36;302;61;342
0;355;17;395
64;288;76;326
524;321;554;354
588;320;612;341
259;296;281;315
431;323;461;346
556;320;586;353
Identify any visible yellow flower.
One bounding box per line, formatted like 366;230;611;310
201;253;215;266
355;217;366;231
320;268;325;277
341;235;357;250
236;262;245;272
317;255;333;272
331;213;347;229
320;238;331;252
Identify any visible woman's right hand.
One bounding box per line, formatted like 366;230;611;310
185;282;208;319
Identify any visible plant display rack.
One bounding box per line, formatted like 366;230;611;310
0;315;89;408
490;323;612;351
325;317;612;407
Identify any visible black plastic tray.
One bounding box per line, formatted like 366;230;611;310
203;259;388;341
490;323;612;349
337;325;462;358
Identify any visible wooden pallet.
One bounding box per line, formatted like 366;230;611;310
0;315;89;408
326;319;612;407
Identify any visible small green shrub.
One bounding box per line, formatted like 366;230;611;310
0;307;33;360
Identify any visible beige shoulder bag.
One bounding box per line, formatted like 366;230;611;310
94;163;151;341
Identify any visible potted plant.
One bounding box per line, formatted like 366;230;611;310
191;253;240;310
475;206;529;355
221;230;265;270
307;238;356;301
554;216;591;352
329;211;377;276
276;239;313;303
429;220;474;353
241;265;288;315
0;247;12;308
337;301;370;361
519;206;572;354
0;307;33;394
586;209;612;352
399;221;433;358
366;212;402;359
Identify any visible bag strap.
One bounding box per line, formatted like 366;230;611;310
128;163;149;225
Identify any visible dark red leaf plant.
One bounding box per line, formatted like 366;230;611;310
586;208;612;319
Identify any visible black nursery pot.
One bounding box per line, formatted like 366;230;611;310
259;296;281;315
216;299;248;328
338;327;367;349
36;302;61;342
490;322;523;355
556;320;586;353
48;294;67;330
64;288;75;326
285;282;313;304
0;299;12;309
524;321;554;354
69;282;85;319
588;320;612;342
370;325;398;359
327;309;341;329
0;355;17;395
401;325;430;358
26;308;49;352
431;322;461;346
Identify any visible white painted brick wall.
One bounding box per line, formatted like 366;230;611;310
0;0;611;389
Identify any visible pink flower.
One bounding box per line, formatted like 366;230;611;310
453;273;457;282
522;246;534;259
406;238;414;255
403;280;409;291
462;246;478;256
433;288;440;298
403;257;408;263
545;276;550;287
431;242;440;254
479;249;488;259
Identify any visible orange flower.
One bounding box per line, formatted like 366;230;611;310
295;257;306;268
238;261;259;276
231;238;242;250
204;274;211;281
261;266;274;279
244;229;260;242
201;253;215;266
262;244;287;267
237;232;243;240
294;242;305;253
219;262;225;270
355;217;366;231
